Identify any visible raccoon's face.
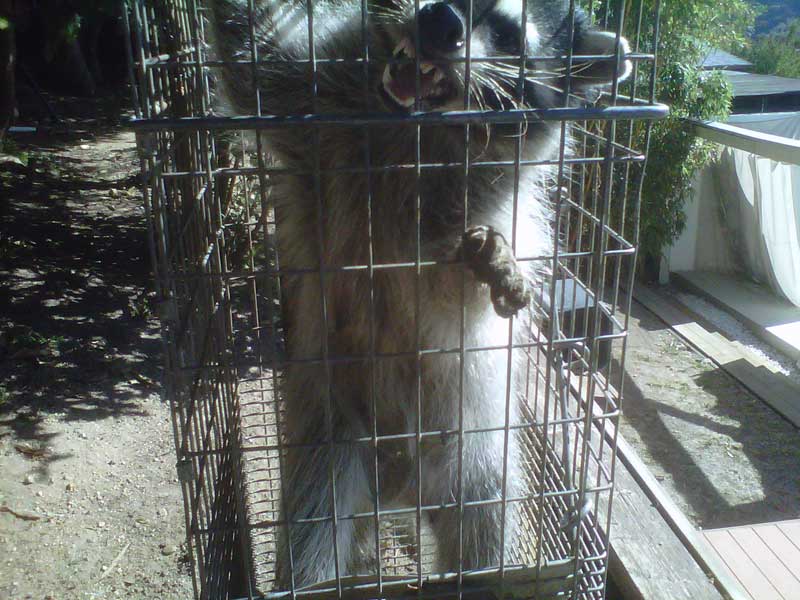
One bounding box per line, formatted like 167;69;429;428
373;0;631;112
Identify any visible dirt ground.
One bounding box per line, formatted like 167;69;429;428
1;95;193;599
616;293;800;530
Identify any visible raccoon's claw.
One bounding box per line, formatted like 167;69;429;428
461;226;531;318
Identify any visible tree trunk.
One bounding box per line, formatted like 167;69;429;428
0;19;15;144
81;14;104;87
60;35;96;96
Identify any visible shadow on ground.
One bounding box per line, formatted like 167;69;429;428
1;93;161;464
615;300;800;529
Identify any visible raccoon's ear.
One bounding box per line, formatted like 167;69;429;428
570;30;632;90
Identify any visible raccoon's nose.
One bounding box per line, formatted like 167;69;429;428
418;2;465;55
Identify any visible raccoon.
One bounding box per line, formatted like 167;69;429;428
210;0;630;591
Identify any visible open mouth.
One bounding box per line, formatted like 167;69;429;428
381;38;451;110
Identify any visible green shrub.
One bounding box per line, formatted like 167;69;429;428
614;0;754;278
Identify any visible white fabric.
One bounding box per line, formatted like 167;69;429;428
669;111;800;307
716;146;800;307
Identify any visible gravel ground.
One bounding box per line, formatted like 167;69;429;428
676;290;800;384
1;94;194;600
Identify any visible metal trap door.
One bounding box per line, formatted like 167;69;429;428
237;368;610;599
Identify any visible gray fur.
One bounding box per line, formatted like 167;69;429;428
209;0;627;590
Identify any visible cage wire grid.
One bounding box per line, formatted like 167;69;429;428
125;0;666;598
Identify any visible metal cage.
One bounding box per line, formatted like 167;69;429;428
126;1;665;598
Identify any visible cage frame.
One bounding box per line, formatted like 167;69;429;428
124;0;667;598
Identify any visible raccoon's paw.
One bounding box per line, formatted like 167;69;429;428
461;226;531;318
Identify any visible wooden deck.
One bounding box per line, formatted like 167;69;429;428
573;375;731;599
702;520;800;600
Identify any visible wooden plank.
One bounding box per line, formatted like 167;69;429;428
777;520;800;550
729;527;800;599
565;378;730;600
728;340;781;372
704;530;782;600
613;434;751;600
704;520;800;588
602;452;725;600
634;285;800;427
673;271;800;362
759;524;800;581
725;361;800;427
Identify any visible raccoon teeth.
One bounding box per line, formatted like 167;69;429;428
382;64;416;108
398;95;415;108
420;62;435;74
393;37;415;59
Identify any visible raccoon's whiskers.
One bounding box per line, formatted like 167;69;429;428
467;72;494;150
474;67;520;110
563;61;595;77
368;1;406;23
472;67;531;137
491;61;590;105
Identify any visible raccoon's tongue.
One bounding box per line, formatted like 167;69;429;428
384;63;438;108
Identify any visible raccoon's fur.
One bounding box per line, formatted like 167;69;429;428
210;0;629;591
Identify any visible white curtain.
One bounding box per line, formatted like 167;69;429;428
713;112;800;307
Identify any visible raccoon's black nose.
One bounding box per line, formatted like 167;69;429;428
418;2;465;55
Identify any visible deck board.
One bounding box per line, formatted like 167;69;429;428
702;520;800;600
729;527;799;599
779;521;800;550
757;523;800;581
572;377;729;599
704;530;782;599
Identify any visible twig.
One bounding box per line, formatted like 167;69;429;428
97;541;131;582
0;505;42;521
14;443;50;459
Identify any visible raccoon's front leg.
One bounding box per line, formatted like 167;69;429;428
460;226;531;318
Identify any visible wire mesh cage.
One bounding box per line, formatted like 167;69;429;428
126;0;666;598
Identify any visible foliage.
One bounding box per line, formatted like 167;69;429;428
1;137;29;166
606;0;755;276
647;0;755;65
6;327;66;353
43;12;82;61
751;0;800;36
637;68;732;266
745;19;800;78
36;0;119;59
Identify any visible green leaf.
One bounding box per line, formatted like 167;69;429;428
607;0;752;277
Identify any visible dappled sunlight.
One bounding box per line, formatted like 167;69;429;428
1;94;160;461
